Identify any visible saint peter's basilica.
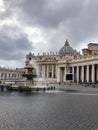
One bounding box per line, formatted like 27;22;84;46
25;40;98;84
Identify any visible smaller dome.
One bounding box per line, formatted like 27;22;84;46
59;40;74;55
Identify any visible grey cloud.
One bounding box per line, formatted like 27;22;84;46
0;25;33;60
1;0;98;55
3;0;84;28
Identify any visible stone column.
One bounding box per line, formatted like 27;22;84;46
42;65;43;78
64;66;66;82
55;64;57;78
52;65;54;78
82;66;84;83
42;65;45;78
92;64;95;83
7;73;9;79
97;65;98;81
47;65;49;78
72;66;74;81
57;67;60;82
87;65;89;83
77;66;79;83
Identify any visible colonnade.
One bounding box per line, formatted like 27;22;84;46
0;71;21;80
73;64;98;83
40;63;98;84
57;64;98;83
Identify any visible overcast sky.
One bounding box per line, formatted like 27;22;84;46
0;0;98;68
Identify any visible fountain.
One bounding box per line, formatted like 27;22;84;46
22;63;37;89
20;56;54;92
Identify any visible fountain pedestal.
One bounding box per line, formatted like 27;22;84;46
22;65;36;88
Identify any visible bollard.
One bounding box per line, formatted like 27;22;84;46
36;87;39;92
43;87;45;91
18;86;22;92
47;87;49;90
1;85;4;91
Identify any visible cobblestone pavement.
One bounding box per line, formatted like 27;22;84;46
54;83;98;94
0;85;98;130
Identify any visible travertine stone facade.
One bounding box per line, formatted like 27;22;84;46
25;40;98;84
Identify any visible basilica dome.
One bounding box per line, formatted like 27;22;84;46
59;40;74;55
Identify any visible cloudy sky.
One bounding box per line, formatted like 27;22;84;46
0;0;98;68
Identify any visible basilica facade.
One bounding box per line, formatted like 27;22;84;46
25;40;98;84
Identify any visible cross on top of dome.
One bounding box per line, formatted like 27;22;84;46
64;39;69;46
